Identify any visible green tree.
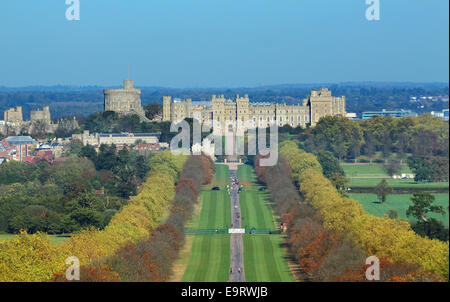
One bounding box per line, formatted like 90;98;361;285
374;179;392;204
96;144;118;171
383;159;401;177
328;172;349;195
411;219;449;242
79;144;97;162
350;127;361;163
69;208;104;229
135;155;149;179
384;209;398;219
363;131;376;164
406;192;445;222
0;160;38;184
382;134;392;162
407;156;433;182
316;150;345;178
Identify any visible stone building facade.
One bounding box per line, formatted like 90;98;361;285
4;107;23;123
30;106;51;124
163;88;346;131
104;80;147;120
72;130;160;146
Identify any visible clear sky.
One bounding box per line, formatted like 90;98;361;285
0;0;448;87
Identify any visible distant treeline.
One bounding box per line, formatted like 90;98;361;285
1;83;448;118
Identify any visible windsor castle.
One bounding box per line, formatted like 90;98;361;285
102;80;346;130
163;88;346;130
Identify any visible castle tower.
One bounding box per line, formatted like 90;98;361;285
4;106;23;123
30;106;51;124
104;80;145;117
186;98;192;118
307;88;345;126
162;96;172;121
236;94;250;130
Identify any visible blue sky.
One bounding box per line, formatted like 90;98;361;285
0;0;448;87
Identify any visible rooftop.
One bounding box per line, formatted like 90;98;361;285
6;136;36;145
98;132;161;138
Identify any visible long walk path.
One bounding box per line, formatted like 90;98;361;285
229;167;245;282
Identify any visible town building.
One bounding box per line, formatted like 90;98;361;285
72;130;161;146
431;109;449;120
163;88;346;131
361;109;417;120
132;142;169;157
5;136;37;162
346;112;358;121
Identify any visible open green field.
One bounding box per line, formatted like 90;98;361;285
237;165;257;183
243;235;295;282
181;234;231;282
239;165;295;282
342;163;449;188
349;193;450;227
197;190;231;229
182;165;231;281
240;189;276;230
210;164;230;188
348;178;449;188
0;234;69;245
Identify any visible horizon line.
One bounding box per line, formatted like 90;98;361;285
0;80;449;91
